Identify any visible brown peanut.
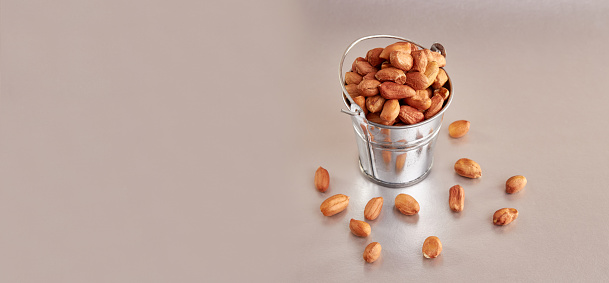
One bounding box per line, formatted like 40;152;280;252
389;50;413;71
366;112;396;126
423;61;439;88
449;185;464;212
428;51;446;67
375;68;406;84
432;68;448;89
349;219;371;237
345;71;363;85
398;105;424;125
352;96;368;115
380;99;400;122
434;87;450;100
506;175;527;194
422;236;442;258
352;57;366;72
424;94;444;119
363;71;377;80
404;71;429;90
366;95;386;113
379;42;412;60
411;50;428;73
363;242;382;263
379;82;416;100
314;166;330;192
395;193;420;215
366;48;384;67
448;120;469;138
357;79;381;97
364;197;383;221
355;60;378;76
381;61;392;69
345;84;360;98
454;158;482;178
493;208;518;225
320;194;349;216
404;91;432;111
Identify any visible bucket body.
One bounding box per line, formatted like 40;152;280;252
347;80;451;187
339;35;453;187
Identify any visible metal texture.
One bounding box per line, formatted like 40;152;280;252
339;35;453;186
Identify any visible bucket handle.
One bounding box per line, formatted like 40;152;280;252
339;35;446;116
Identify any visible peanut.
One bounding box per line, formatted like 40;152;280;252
448;120;470;138
357;79;381;97
363;242;382;263
320;194;349;216
454;158;482;178
380;99;400;122
364;197;383;221
314;166;330;192
432;68;448;89
352;96;368;115
379;82;416;100
366;95;386;113
422;236;442;258
506;175;527;194
349;219;371;237
345;71;363;85
449;185;464;212
395;193;420;215
493;208;519;225
398;105;424;125
379;42;412;60
375;68;406;84
389;50;413;71
366;48;384;67
424;94;444;119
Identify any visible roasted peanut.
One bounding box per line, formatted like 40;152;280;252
357;79;381;97
411;50;428;73
380;99;400;122
352;96;368;115
379;42;412;60
432;68;448;89
424;94;444;119
379;82;416;100
389;50;413;71
375;68;406;84
398;105;424;125
345;71;363;85
404;71;429;90
366;48;384;67
366;95;386;113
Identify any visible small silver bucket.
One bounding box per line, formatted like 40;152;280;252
339;35;453;187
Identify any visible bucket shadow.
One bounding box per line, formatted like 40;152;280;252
363;254;383;271
452;173;481;186
422;254;444;267
491;221;517;234
504;189;526;201
392;207;420;224
451;209;464;220
320;209;349;226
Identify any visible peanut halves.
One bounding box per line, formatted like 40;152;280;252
320;194;349;216
449;185;464;212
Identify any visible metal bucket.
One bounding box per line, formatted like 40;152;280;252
339;35;453;187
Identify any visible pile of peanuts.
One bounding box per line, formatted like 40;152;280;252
344;42;450;126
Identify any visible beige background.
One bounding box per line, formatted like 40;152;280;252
1;0;609;282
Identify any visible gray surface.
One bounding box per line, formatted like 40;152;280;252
1;0;609;282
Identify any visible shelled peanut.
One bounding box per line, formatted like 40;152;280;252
345;42;450;126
